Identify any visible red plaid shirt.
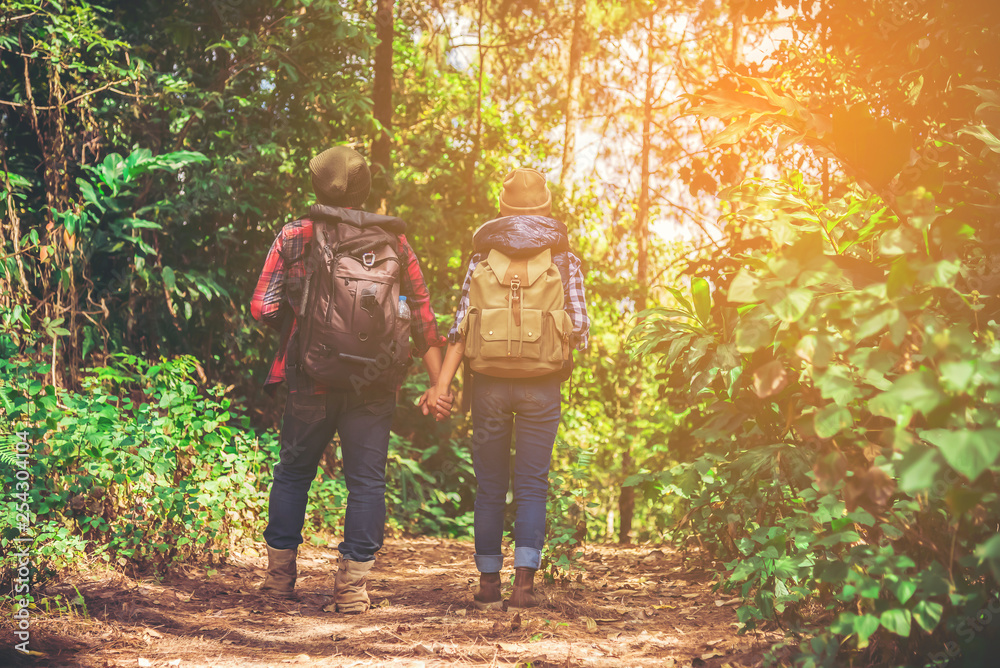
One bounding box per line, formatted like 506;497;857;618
251;218;446;393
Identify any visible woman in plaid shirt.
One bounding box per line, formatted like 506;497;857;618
427;168;590;611
250;147;448;612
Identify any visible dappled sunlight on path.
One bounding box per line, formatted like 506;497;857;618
8;539;785;667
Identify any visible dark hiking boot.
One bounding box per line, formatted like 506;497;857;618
473;572;503;611
334;558;374;613
508;567;539;609
260;545;297;598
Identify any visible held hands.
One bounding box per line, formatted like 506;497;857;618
418;386;454;421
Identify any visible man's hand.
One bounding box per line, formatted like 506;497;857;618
434;390;454;420
418;386;453;421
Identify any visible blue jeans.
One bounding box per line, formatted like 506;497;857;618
469;373;562;573
263;390;396;562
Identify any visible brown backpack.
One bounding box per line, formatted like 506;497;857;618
297;218;411;392
459;248;572;378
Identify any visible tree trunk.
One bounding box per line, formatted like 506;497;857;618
371;0;394;205
730;0;743;67
560;0;586;187
618;14;655;544
466;0;485;207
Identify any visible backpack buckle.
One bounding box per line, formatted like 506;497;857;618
362;251;376;268
510;277;521;292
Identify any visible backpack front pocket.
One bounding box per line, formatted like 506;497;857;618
459;308;481;359
479;308;545;360
544;310;573;363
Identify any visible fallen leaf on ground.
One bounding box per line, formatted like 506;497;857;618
511;612;522;631
138;659;152;667
413;642;435;655
581;616;598;632
143;628;163;639
642;550;666;565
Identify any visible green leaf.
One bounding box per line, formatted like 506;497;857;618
959;125;1000;155
879;608;912;637
814;405;852;438
727;270;761;303
832;612;881;646
162;266;177;292
735;318;772;353
893;579;917;605
879;227;918;256
896;444;942;494
869;369;945;421
769;288;812;323
124;218;163;230
665;287;694;314
707;115;755;148
940;361;976;394
692;277;711;324
920;428;1000;480
912;600;944;632
795;334;833;368
813;366;862;404
855;308;900;340
975;535;1000;582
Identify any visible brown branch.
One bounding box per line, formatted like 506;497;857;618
0;244;42;262
0;77;130;111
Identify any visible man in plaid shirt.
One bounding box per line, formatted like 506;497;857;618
250;147;448;611
426;168;590;612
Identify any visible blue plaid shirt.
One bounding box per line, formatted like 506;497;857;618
449;251;590;350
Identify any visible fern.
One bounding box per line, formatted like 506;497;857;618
0;432;22;467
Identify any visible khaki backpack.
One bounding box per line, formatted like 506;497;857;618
459;248;572;378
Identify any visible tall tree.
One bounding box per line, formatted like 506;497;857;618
559;0;587;187
371;0;394;204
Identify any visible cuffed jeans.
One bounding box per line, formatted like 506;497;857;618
263;389;396;562
470;373;562;573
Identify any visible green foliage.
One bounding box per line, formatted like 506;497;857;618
544;439;595;572
0;336;279;588
634;62;1000;661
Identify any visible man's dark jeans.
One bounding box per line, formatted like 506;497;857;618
263;389;396;562
469;373;562;573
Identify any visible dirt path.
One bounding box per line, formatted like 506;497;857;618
8;539;784;667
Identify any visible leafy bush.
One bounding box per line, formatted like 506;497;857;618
0;339;280;595
630;79;1000;666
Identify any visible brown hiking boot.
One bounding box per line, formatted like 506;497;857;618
473;572;503;611
260;545;297;598
508;567;539;609
334;558;374;613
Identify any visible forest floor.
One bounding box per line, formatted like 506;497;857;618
5;538;791;668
